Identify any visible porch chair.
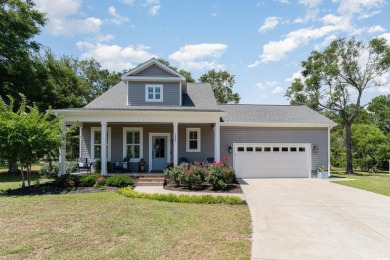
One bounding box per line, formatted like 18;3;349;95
78;157;93;174
179;157;188;164
113;157;130;173
206;157;215;164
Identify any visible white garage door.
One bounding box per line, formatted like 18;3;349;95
234;143;311;178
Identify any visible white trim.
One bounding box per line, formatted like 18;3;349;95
145;84;163;102
122;127;143;162
214;121;220;162
148;133;171;172
121;58;186;80
221;122;337;128
179;82;182;106
328;126;331;177
173;122;178;166
233;143;312;178
126;81;129;106
91;127;111;161
79;125;83;158
186;128;201;152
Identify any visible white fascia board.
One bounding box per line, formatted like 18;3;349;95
221;122;337;128
120;76;185;82
121;59;186;81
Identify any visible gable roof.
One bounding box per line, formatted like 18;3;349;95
121;58;186;82
218;104;336;126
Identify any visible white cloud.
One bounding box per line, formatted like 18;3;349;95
285;71;303;83
259;17;281;33
321;34;338;46
295;0;322;23
367;25;386;33
107;6;129;25
211;11;220;17
273;0;290;4
256;81;284;95
122;0;135;5
77;42;155;71
377;33;390;42
144;0;161;16
35;0;103;36
169;43;227;70
337;0;385;15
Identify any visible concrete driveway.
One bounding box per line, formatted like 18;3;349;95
239;179;390;259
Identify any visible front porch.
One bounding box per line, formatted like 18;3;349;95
57;109;224;175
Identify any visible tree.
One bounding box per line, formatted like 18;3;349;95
199;69;240;104
367;94;390;134
156;58;195;83
285;37;390;174
0;0;46;107
0;95;63;187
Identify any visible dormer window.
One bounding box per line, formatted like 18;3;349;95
145;84;163;102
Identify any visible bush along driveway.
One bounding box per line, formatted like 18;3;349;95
239;178;390;259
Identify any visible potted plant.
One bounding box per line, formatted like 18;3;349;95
317;165;328;179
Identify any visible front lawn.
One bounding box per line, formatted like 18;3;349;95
0;172;51;192
0;174;251;259
331;171;390;197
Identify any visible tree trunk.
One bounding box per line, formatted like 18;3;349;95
27;165;31;187
20;166;25;188
8;159;19;174
345;122;354;174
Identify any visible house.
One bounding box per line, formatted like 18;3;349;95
53;58;336;178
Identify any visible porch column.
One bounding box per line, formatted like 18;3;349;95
59;121;66;176
78;123;83;158
173;121;178;166
214;120;220;162
101;121;107;175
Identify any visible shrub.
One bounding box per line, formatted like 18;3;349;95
105;175;134;187
164;162;205;189
79;174;101;187
205;158;235;190
54;174;80;188
40;161;79;179
94;176;106;188
117;187;243;204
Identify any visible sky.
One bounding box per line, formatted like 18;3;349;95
34;0;390;105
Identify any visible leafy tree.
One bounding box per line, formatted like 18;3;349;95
199;69;240;104
285;37;390;174
0;0;46;107
156;58;195;83
351;124;387;171
0;95;63;187
367;94;390;134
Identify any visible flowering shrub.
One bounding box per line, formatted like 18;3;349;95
79;174;101;187
205;158;235;190
94;176;106;188
164;162;205;189
54;174;80;188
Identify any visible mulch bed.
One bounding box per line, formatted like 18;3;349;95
164;178;243;194
1;182;118;196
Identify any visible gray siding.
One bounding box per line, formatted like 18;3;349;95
220;127;328;172
133;64;175;77
178;124;215;163
128;81;180;106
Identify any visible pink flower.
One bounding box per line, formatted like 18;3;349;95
222;157;228;161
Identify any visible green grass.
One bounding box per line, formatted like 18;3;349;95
331;169;390;197
118;187;244;204
0;173;51;192
0;192;251;259
0;162;44;173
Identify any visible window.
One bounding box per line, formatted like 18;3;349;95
145;84;163;102
91;127;111;161
237;147;244;152
299;147;306;152
186;128;201;152
282;147;289;152
246;147;253;152
264;147;271;152
255;147;262;152
123;128;143;162
273;147;280;152
290;147;297;152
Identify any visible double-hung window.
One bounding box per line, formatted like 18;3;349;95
145;84;163;102
91;127;111;161
123;127;143;161
186;128;201;152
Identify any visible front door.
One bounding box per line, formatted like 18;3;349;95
152;136;167;171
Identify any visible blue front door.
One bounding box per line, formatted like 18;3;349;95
152;136;167;171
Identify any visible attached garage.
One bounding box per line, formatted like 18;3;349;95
233;143;311;178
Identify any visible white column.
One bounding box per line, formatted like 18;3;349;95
173;121;178;166
214;120;220;162
59;121;66;176
78;123;83;159
328;126;331;178
101;121;107;175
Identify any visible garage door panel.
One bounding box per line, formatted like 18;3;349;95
234;143;310;178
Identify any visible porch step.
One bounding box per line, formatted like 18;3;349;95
136;176;165;186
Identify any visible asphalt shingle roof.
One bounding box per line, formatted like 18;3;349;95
83;81;334;125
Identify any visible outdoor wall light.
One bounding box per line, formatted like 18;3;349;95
313;145;319;152
228;145;233;153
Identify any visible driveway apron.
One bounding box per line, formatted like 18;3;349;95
239;178;390;260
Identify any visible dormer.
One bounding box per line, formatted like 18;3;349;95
121;58;187;106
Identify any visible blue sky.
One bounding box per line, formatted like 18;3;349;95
34;0;390;105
